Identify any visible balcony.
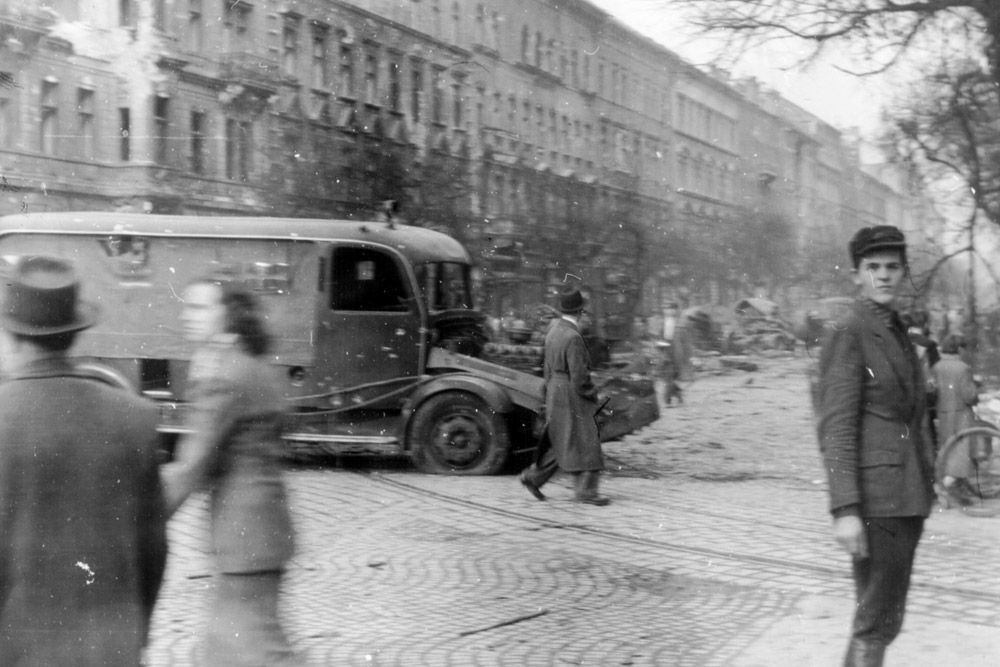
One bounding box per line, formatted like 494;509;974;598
218;52;281;96
0;5;55;55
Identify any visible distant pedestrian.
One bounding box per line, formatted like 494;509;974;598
161;275;298;665
903;311;941;447
934;334;982;500
0;255;167;665
519;285;610;506
657;300;688;406
816;226;935;667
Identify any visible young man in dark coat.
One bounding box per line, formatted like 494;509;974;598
816;226;935;667
519;286;610;505
0;256;167;666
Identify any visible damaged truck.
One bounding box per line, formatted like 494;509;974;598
0;212;658;474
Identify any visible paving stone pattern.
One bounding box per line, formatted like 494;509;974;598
145;356;1000;666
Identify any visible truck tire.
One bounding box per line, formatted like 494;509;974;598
409;391;509;475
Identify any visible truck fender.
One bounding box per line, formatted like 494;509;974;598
402;373;515;427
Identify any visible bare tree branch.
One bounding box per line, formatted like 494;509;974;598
667;0;997;84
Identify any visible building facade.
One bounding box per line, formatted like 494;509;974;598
0;0;942;334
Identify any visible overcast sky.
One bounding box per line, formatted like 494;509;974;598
587;0;898;137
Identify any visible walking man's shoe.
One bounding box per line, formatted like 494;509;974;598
576;495;611;506
519;475;546;501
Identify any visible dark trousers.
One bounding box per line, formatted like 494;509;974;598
850;516;924;645
521;445;602;500
662;356;683;404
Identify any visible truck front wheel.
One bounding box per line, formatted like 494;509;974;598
409;391;509;475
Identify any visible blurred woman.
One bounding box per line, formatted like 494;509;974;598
161;276;297;666
934;334;979;452
934;334;982;502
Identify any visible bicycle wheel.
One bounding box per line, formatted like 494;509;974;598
935;423;1000;515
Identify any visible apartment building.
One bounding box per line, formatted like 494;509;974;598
0;0;937;327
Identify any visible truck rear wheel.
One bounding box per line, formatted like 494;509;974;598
409;391;509;475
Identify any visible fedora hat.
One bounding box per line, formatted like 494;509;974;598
558;286;585;314
0;255;97;336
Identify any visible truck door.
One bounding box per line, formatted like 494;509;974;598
313;244;422;397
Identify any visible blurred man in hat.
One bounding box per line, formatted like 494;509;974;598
519;285;610;505
816;226;934;666
0;256;167;665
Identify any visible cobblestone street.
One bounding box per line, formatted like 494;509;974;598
147;356;1000;666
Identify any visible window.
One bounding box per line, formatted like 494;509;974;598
119;107;130;161
364;49;378;104
387;56;401;112
225;118;252;182
490;12;500;51
474;4;485;44
120;0;135;27
451;2;460;43
0;96;9;148
417;262;472;311
431;0;441;34
153;95;169;164
77;87;95;159
40;79;58;155
311;23;328;89
410;59;423;121
282;17;299;78
188;0;203;52
431;67;444;123
520;25;529;62
451;77;463;126
330;246;409;312
190;110;205;174
339;44;354;96
223;1;251;53
153;0;166;31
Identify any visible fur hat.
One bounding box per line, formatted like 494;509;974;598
0;256;97;336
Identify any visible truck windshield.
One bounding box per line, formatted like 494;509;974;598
416;262;473;311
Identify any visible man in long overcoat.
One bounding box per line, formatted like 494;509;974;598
816;226;935;667
519;286;609;505
0;256;167;666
